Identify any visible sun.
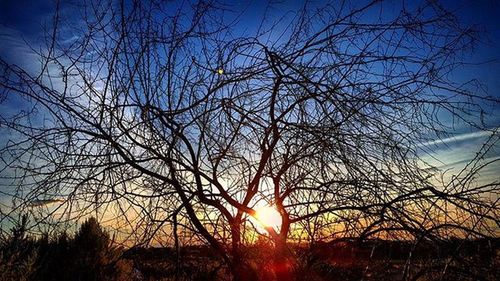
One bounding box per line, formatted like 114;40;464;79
255;206;282;229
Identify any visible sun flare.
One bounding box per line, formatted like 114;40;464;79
255;206;282;229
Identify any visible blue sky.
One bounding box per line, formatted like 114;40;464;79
0;0;499;207
1;0;499;101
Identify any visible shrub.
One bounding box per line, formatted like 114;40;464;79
1;215;134;281
0;215;38;281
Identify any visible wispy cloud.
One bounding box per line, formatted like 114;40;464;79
27;199;64;207
418;127;500;186
0;26;41;73
419;127;499;147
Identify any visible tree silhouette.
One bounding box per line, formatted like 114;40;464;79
70;217;116;280
1;216;132;281
0;1;498;280
0;215;37;281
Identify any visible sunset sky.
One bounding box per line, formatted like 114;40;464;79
1;0;499;211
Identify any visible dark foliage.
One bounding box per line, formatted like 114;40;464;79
0;215;38;281
294;239;499;281
123;246;223;281
1;218;498;281
0;217;133;281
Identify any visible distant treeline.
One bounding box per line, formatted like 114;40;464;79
309;237;499;261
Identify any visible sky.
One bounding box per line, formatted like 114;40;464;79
0;0;499;219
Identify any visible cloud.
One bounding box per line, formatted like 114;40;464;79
27;199;64;207
418;127;500;186
0;26;42;73
419;127;499;147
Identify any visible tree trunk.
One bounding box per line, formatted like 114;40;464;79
273;234;293;281
173;211;180;280
273;197;293;281
230;224;258;281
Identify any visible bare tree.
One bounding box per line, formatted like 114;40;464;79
1;0;498;280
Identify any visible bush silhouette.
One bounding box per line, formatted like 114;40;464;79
44;217;132;281
70;217;115;280
0;215;38;281
1;216;133;281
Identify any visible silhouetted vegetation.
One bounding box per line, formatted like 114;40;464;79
1;216;497;280
295;239;499;281
0;217;133;281
0;215;38;281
